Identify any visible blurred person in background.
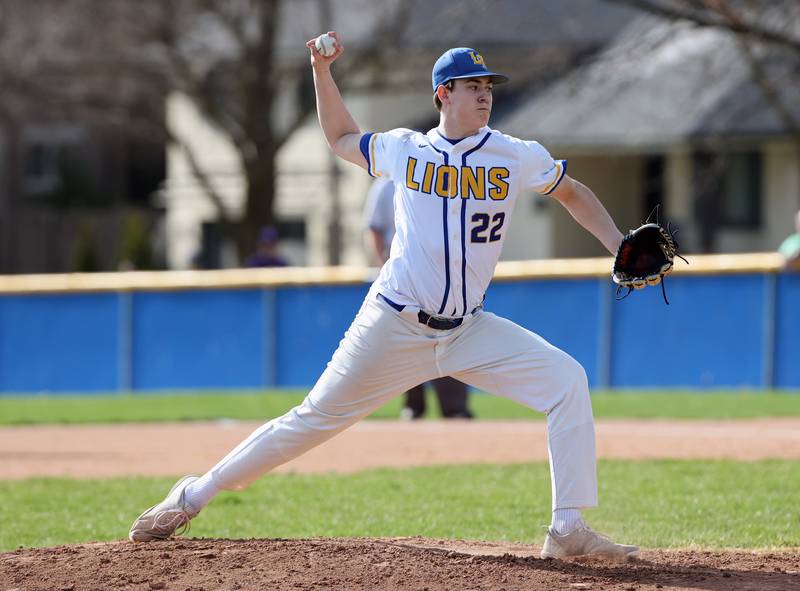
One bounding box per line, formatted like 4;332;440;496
245;226;289;268
778;210;800;271
364;177;473;420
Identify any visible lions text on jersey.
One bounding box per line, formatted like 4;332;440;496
360;126;567;318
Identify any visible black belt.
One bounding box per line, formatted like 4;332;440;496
417;310;464;330
379;294;473;330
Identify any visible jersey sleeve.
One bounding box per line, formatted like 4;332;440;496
518;140;568;195
359;128;414;180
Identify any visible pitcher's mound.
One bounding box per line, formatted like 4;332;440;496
2;537;799;590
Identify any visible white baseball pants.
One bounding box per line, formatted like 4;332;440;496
211;294;597;510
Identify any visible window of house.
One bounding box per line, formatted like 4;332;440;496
723;153;761;227
23;138;106;205
693;151;762;228
642;155;664;220
125;139;166;205
23;142;62;194
276;219;306;241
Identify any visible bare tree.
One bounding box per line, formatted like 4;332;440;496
151;0;413;262
606;0;800;131
0;1;174;271
0;0;413;264
609;0;800;52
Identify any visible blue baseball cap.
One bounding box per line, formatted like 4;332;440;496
431;47;509;92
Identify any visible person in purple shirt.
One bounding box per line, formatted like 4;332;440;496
245;226;289;268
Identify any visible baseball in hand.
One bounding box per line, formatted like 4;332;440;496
315;34;337;57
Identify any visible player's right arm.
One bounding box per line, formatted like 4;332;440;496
306;32;367;170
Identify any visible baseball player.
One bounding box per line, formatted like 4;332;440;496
364;177;473;419
129;33;639;560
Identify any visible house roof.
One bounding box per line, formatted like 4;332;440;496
401;0;636;48
495;15;800;150
274;0;641;123
278;0;638;52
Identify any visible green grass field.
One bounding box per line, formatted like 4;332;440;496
1;389;799;424
2;460;798;552
2;389;799;553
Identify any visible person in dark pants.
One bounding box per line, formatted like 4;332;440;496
403;378;473;419
363;177;473;420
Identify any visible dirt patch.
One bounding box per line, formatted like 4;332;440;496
3;418;800;480
4;420;800;589
2;537;799;591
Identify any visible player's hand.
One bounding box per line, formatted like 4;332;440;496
306;31;343;69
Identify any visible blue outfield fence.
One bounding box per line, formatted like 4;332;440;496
0;255;798;393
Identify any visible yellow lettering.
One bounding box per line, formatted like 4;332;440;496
435;165;458;198
421;161;435;194
405;157;420;191
488;167;510;200
460;166;485;200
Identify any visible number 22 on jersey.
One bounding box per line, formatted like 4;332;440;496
471;212;505;243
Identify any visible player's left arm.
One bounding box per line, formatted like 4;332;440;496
549;175;624;255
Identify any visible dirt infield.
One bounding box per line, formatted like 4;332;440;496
3;418;800;479
3;419;800;590
2;537;799;591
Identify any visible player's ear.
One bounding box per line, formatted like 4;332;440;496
436;84;449;106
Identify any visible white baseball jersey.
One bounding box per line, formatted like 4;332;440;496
360;125;567;318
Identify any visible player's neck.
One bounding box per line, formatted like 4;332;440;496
437;117;482;142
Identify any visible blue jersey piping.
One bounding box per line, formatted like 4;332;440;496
359;133;375;177
433;147;451;314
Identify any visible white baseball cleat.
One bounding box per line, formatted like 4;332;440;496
540;524;640;560
129;475;200;542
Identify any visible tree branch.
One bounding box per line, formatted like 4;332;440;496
166;126;235;227
608;0;800;53
712;1;800;134
274;0;415;150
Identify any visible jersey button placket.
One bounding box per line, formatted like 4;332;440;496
443;154;458;312
450;204;461;316
449;159;462;316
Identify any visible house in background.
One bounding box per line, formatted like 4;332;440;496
0;0;169;275
0;118;165;274
161;0;639;269
497;15;800;258
3;2;798;274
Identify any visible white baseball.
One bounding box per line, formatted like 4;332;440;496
315;34;337;57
